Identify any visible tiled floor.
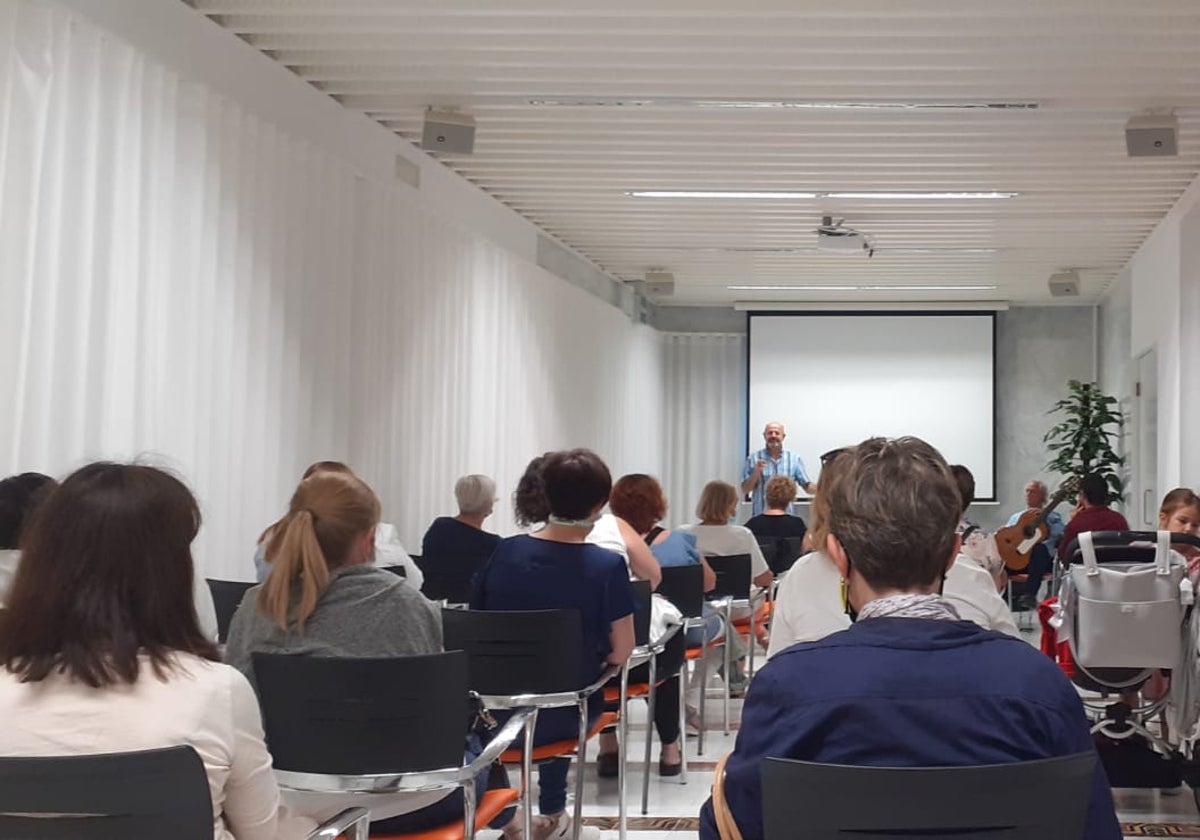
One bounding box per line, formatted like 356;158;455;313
485;622;1200;838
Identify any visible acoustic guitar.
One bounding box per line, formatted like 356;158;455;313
994;476;1080;572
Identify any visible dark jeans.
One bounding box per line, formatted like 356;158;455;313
488;699;603;816
1012;543;1053;602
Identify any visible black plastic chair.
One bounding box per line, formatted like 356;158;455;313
205;579;254;644
657;564;710;759
761;753;1097;840
441;608;623;840
757;536;807;575
0;745;370;839
704;553;760;732
252;651;528;840
417;553;489;604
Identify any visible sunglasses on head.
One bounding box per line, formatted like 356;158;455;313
820;447;849;466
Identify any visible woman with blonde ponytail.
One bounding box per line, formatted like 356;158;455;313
226;471;470;832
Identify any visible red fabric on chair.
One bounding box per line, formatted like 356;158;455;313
1037;596;1076;679
371;787;520;840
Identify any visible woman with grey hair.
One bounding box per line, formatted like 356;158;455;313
421;474;502;560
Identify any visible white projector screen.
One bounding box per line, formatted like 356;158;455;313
747;312;996;499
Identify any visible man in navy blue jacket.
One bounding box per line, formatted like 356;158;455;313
700;437;1120;840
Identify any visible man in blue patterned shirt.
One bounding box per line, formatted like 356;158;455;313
741;422;815;517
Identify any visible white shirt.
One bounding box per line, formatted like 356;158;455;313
0;652;314;840
766;551;851;658
585;513;629;560
943;553;1020;637
678;523;770;579
374;522;424;590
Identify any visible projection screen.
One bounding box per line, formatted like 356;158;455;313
747;311;996;499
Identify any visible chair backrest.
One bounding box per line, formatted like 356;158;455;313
761;752;1097;840
657;564;705;619
763;536;807;575
380;564;408;578
1060;531;1200;565
253;651;468;775
442;608;583;695
206;579;254;643
417;553;489;603
705;553;752;599
0;745;212;839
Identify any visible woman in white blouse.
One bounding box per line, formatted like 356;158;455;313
0;462;312;840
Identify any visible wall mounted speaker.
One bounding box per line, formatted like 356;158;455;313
422;110;475;154
1126;113;1178;157
1048;270;1080;297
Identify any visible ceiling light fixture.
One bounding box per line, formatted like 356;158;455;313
527;97;1038;111
629;190;1016;200
726;284;999;292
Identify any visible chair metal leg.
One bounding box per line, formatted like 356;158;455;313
523;709;538;840
678;670;688;784
723;604;732;734
574;700;587;840
463;778;478;840
617;664;630;840
641;656;657;815
747;609;757;678
697;648;708;756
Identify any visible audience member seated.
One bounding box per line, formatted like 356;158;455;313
253;460;422;589
679;481;772;695
765;451;851;659
226;471;482;835
472;449;635;840
743;476;808;543
1005;478;1065;554
0;462;316;840
699;437;1121;840
1058;473;1130;563
1161;487;1200;580
0;471;57;606
943;464;1020;636
421;473;502;560
607;473;717;775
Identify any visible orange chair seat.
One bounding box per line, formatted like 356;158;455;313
371;787;520;840
603;683;651;703
499;711;619;763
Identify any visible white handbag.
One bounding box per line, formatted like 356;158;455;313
1062;531;1191;669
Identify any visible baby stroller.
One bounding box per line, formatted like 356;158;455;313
1052;530;1200;805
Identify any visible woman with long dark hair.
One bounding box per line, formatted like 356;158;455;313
0;463;312;840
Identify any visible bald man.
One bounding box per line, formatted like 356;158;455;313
741;422;815;517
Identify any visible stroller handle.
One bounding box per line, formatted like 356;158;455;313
1060;530;1200;564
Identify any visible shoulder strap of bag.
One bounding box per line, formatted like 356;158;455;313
712;752;745;840
645;526;665;547
1156;529;1172;576
1079;531;1099;576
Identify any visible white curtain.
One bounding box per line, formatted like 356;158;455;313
0;1;666;578
661;333;746;528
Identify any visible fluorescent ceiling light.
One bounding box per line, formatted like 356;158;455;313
825;192;1017;200
630;190;817;199
527;97;1038;111
727;284;998;292
629;190;1016;200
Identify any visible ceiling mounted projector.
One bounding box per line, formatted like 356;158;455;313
815;216;874;257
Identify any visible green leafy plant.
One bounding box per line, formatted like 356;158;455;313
1044;379;1124;498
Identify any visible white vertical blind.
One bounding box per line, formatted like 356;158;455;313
0;1;671;578
661;333;746;527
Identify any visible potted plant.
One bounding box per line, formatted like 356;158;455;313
1043;379;1125;500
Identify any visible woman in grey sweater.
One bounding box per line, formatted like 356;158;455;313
226;470;515;837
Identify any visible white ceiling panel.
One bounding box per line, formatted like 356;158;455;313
187;0;1200;305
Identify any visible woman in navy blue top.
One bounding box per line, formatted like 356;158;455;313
472;450;635;840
